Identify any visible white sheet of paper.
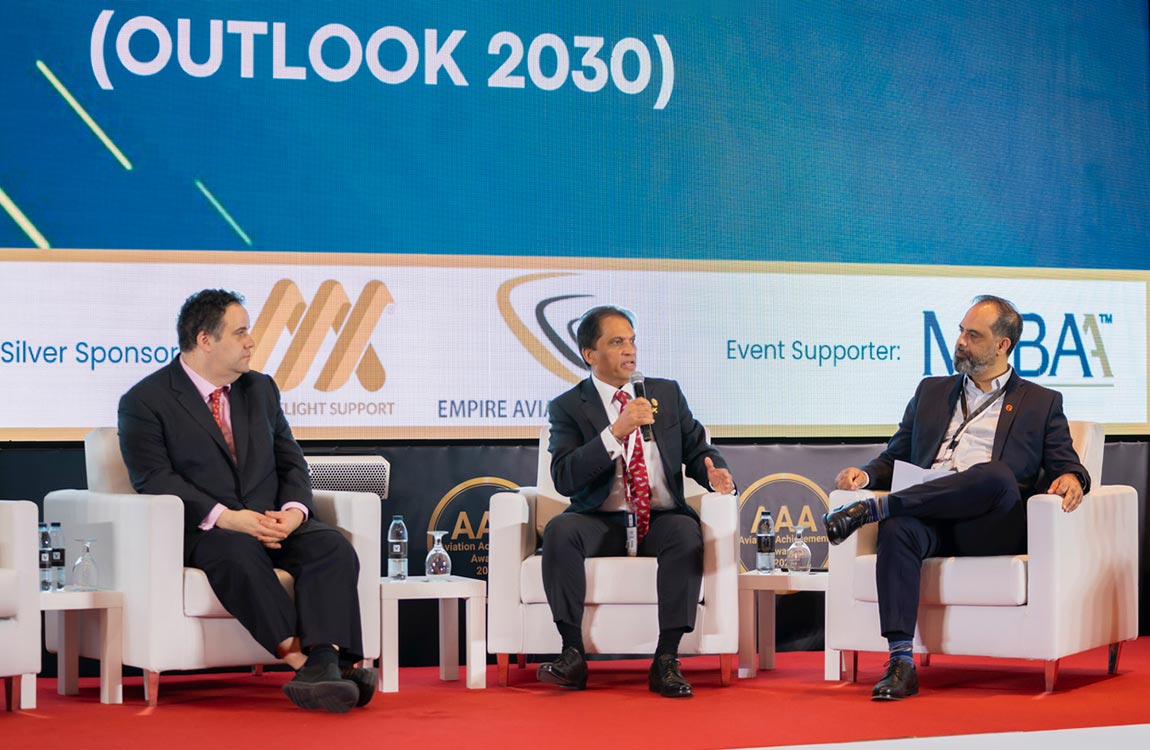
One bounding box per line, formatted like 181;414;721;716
890;459;955;493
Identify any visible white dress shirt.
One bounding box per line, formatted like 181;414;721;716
590;374;675;511
930;368;1011;472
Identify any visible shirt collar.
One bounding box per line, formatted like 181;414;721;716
590;373;633;406
179;355;228;403
964;366;1012;397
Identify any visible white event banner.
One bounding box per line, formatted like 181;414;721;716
0;252;1146;439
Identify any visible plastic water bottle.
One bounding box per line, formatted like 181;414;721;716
49;522;66;590
387;515;408;580
755;509;776;573
38;522;52;592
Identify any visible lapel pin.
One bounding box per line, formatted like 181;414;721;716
1005;404;1013;412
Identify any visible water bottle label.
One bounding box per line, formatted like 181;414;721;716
50;548;65;566
389;541;408;558
757;533;775;554
40;550;51;568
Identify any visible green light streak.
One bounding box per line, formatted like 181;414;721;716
0;186;50;249
36;60;133;171
195;179;253;247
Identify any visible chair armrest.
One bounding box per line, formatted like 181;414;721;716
44;489;186;667
0;500;41;678
1026;485;1140;647
488;490;538;653
696;492;739;652
312;490;382;660
826;489;877;651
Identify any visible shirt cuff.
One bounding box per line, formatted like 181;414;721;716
281;502;310;521
599;426;625;460
198;503;227;531
860;471;871;489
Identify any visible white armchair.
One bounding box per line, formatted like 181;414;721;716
826;421;1139;691
43;428;381;706
0;500;40;711
488;426;739;686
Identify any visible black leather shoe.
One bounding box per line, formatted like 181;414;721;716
824;501;870;545
340;666;378;708
648;655;693;698
872;659;919;701
537;647;588;690
282;663;360;713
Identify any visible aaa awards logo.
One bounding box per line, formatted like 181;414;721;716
428;477;519;578
738;473;831;571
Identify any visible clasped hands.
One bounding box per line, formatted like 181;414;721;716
218;507;305;548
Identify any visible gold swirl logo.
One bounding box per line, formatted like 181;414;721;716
249;279;391;392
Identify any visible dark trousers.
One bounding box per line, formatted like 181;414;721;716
877;461;1026;640
187;519;364;660
541;509;703;633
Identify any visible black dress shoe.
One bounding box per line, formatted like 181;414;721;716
648;655;693;698
282;663;360;713
537;647;588;690
340;666;378;708
824;501;870;545
872;659;919;701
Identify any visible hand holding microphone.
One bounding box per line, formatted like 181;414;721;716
611;371;655;442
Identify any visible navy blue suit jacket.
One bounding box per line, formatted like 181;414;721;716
118;359;313;549
547;377;728;516
861;371;1090;500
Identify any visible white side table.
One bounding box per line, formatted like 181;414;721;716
737;571;837;681
39;589;124;705
379;575;486;693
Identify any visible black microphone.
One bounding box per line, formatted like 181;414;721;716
629;371;654;442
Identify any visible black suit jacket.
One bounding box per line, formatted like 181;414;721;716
861;370;1090;500
118;359;313;550
548;377;728;516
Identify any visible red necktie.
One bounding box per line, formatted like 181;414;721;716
208;386;236;460
613;390;651;543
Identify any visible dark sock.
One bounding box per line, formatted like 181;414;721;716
303;644;338;669
655;628;687;659
888;638;914;665
557;622;584;655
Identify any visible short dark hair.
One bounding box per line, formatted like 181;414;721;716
177;289;245;352
575;305;636;367
972;294;1023;355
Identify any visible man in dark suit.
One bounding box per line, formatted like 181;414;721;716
826;295;1089;700
118;289;375;713
536;305;735;698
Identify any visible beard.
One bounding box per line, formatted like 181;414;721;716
953;346;996;376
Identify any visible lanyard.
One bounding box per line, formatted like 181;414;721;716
943;381;1008;455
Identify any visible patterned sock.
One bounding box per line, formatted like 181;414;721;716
864;496;890;523
888;639;914;664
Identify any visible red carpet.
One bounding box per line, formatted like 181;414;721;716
5;639;1150;750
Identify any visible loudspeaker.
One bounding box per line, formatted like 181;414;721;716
305;455;390;500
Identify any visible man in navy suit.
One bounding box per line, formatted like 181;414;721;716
118;289;375;713
536;305;735;697
826;295;1089;700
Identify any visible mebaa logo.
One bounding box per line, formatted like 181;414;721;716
924;310;1112;379
250;280;392;392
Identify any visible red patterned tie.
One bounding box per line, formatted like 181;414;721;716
208;386;236;460
613;390;651;543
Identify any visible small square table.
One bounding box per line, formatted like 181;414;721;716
738;570;837;681
379;575;486;692
39;589;124;705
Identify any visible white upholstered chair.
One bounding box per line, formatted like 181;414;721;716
43;428;381;706
487;425;739;686
826;421;1139;691
0;500;40;711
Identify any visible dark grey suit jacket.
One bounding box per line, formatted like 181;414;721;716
118;359;313;551
548;377;728;517
862;370;1090;500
